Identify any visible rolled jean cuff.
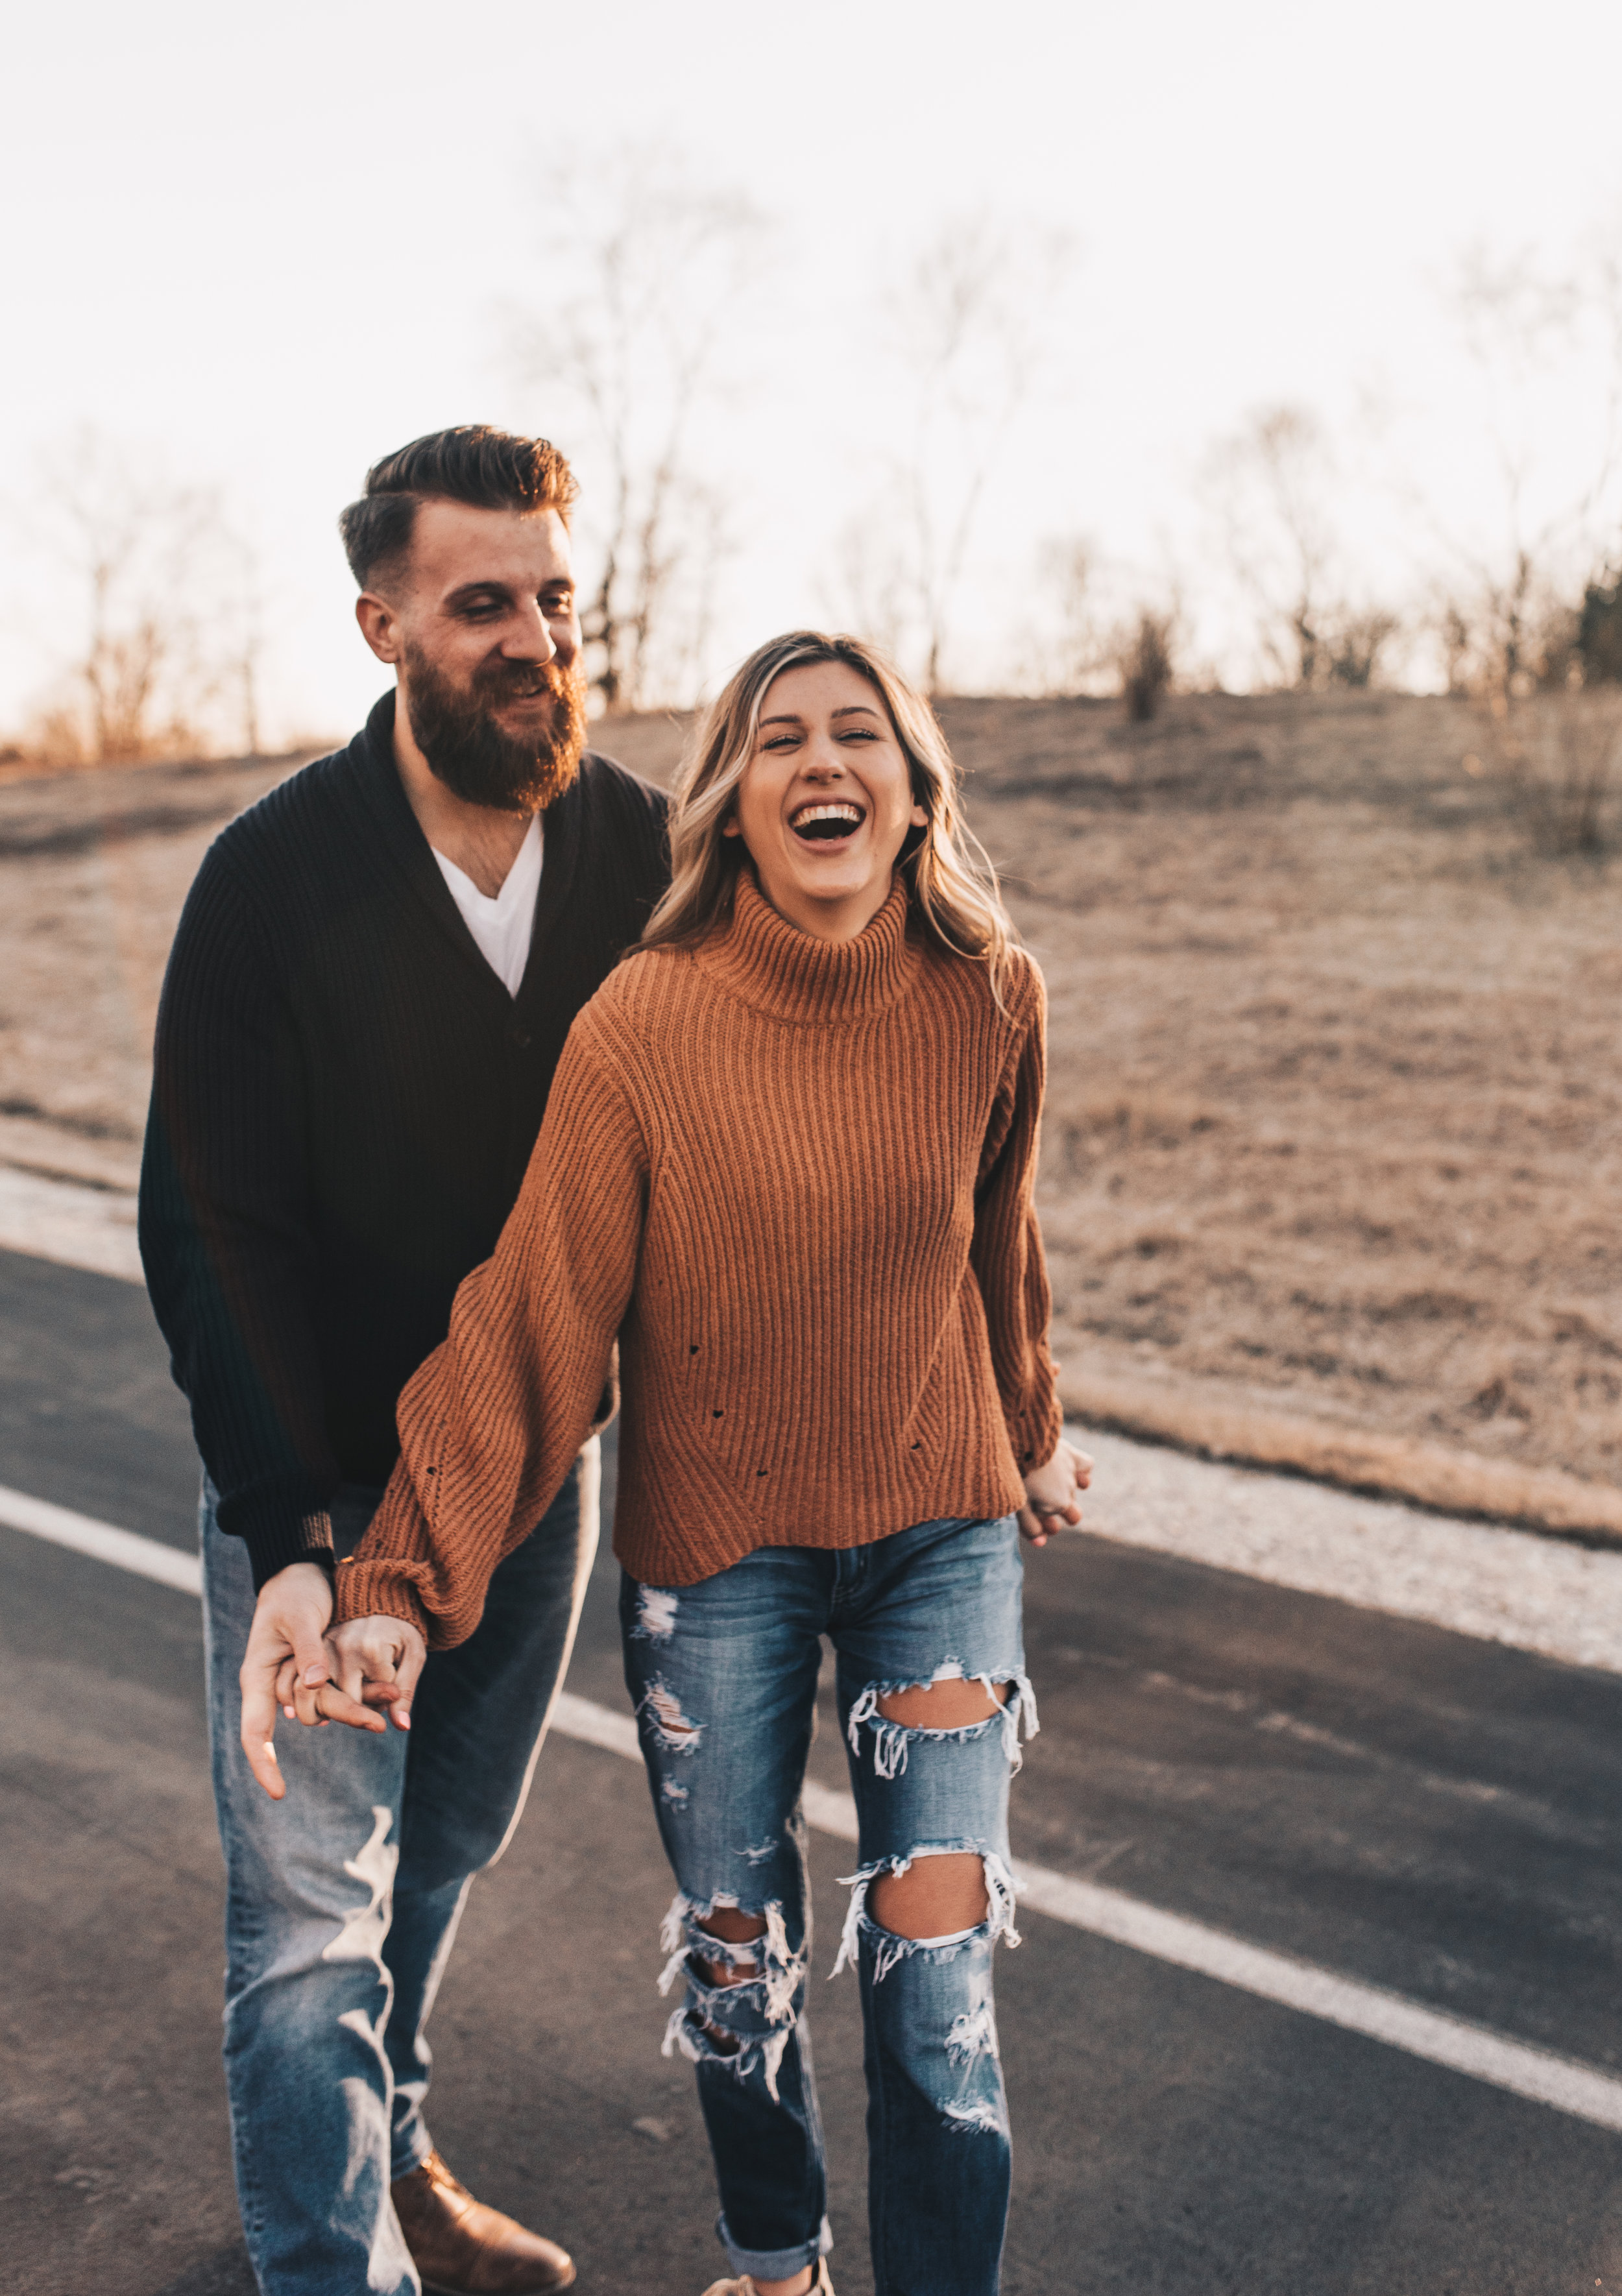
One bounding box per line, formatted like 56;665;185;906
389;2129;434;2184
717;2210;833;2280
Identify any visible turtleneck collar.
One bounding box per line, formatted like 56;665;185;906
695;868;921;1025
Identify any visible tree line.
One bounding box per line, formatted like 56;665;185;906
6;156;1622;766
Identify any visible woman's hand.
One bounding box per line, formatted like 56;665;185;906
240;1561;383;1799
1017;1437;1094;1548
324;1613;429;1734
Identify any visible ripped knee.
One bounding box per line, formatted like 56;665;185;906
831;1850;1022;1979
695;1904;766;1987
876;1677;1009;1730
870;1849;988;1938
657;1893;805;2098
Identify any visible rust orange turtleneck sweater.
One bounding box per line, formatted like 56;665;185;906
339;871;1061;1648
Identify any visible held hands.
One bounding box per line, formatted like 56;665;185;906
239;1561;377;1798
326;1613;428;1738
1017;1436;1093;1549
238;1560;426;1800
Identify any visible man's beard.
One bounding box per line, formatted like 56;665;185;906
402;646;588;814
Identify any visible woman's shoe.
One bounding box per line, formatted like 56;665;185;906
699;2262;834;2296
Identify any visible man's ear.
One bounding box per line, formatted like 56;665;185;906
355;590;403;664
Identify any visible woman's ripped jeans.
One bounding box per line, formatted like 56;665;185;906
620;1514;1032;2296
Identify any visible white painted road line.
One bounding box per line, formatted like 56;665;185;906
5;1488;1621;2137
0;1481;202;1595
10;1181;1622;1673
1006;1867;1622;2133
0;1166;143;1286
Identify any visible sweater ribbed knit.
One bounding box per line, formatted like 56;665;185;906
139;691;669;1589
340;870;1061;1648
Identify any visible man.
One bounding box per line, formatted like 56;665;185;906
140;427;670;2296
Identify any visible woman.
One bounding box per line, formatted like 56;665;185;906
326;631;1089;2296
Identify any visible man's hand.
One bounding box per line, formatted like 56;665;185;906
1017;1436;1094;1549
327;1614;428;1736
239;1561;381;1798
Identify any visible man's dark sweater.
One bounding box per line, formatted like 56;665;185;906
139;691;670;1591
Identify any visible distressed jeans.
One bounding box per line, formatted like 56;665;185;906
621;1514;1032;2296
201;1445;598;2296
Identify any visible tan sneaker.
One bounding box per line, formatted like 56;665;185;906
699;2261;834;2296
391;2149;576;2292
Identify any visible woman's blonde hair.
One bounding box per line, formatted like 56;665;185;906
639;630;1018;997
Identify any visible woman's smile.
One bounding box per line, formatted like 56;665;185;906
788;798;867;844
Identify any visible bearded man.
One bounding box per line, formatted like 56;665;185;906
140;428;669;2296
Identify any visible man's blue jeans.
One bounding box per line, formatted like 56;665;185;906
622;1514;1032;2296
201;1446;598;2296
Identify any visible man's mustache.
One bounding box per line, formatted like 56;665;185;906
474;658;577;706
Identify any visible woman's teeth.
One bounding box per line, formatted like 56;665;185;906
791;803;864;841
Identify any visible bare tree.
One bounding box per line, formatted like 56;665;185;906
1577;565;1622;683
212;535;271;757
1203;404;1340;687
512;152;769;712
1115;607;1179;721
1204;403;1406;690
1325;609;1401;689
19;429;243;762
822;513;912;662
1425;238;1622;696
832;217;1076;692
1021;540;1189;718
1482;686;1622;852
1023;537;1100;695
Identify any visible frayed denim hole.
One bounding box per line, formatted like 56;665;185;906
637;1677;703;1753
655;1892;804;2028
945;1977;1001;2065
631;1585;679;1643
662;2006;793;2102
845;1667;1036;1780
660;1916;806;2110
830;1848;1022;1980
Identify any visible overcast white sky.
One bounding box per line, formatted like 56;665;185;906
5;0;1622;741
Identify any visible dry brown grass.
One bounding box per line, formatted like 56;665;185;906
3;694;1619;1514
0;752;317;1144
945;690;1622;1501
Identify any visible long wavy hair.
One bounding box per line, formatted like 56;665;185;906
639;631;1018;998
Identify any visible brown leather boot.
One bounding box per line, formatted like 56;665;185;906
391;2150;575;2293
699;2260;835;2296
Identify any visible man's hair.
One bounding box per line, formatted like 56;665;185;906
338;426;579;592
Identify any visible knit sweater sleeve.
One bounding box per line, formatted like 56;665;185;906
139;841;341;1590
337;1006;648;1648
971;961;1063;1477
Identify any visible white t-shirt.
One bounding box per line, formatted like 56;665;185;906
431;814;544;999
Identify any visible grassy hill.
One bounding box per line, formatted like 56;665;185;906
3;691;1617;1493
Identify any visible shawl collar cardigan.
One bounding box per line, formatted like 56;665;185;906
139;690;669;1588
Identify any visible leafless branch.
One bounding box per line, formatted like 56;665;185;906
512;150;770;710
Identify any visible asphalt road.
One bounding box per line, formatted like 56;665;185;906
2;1244;1620;2296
